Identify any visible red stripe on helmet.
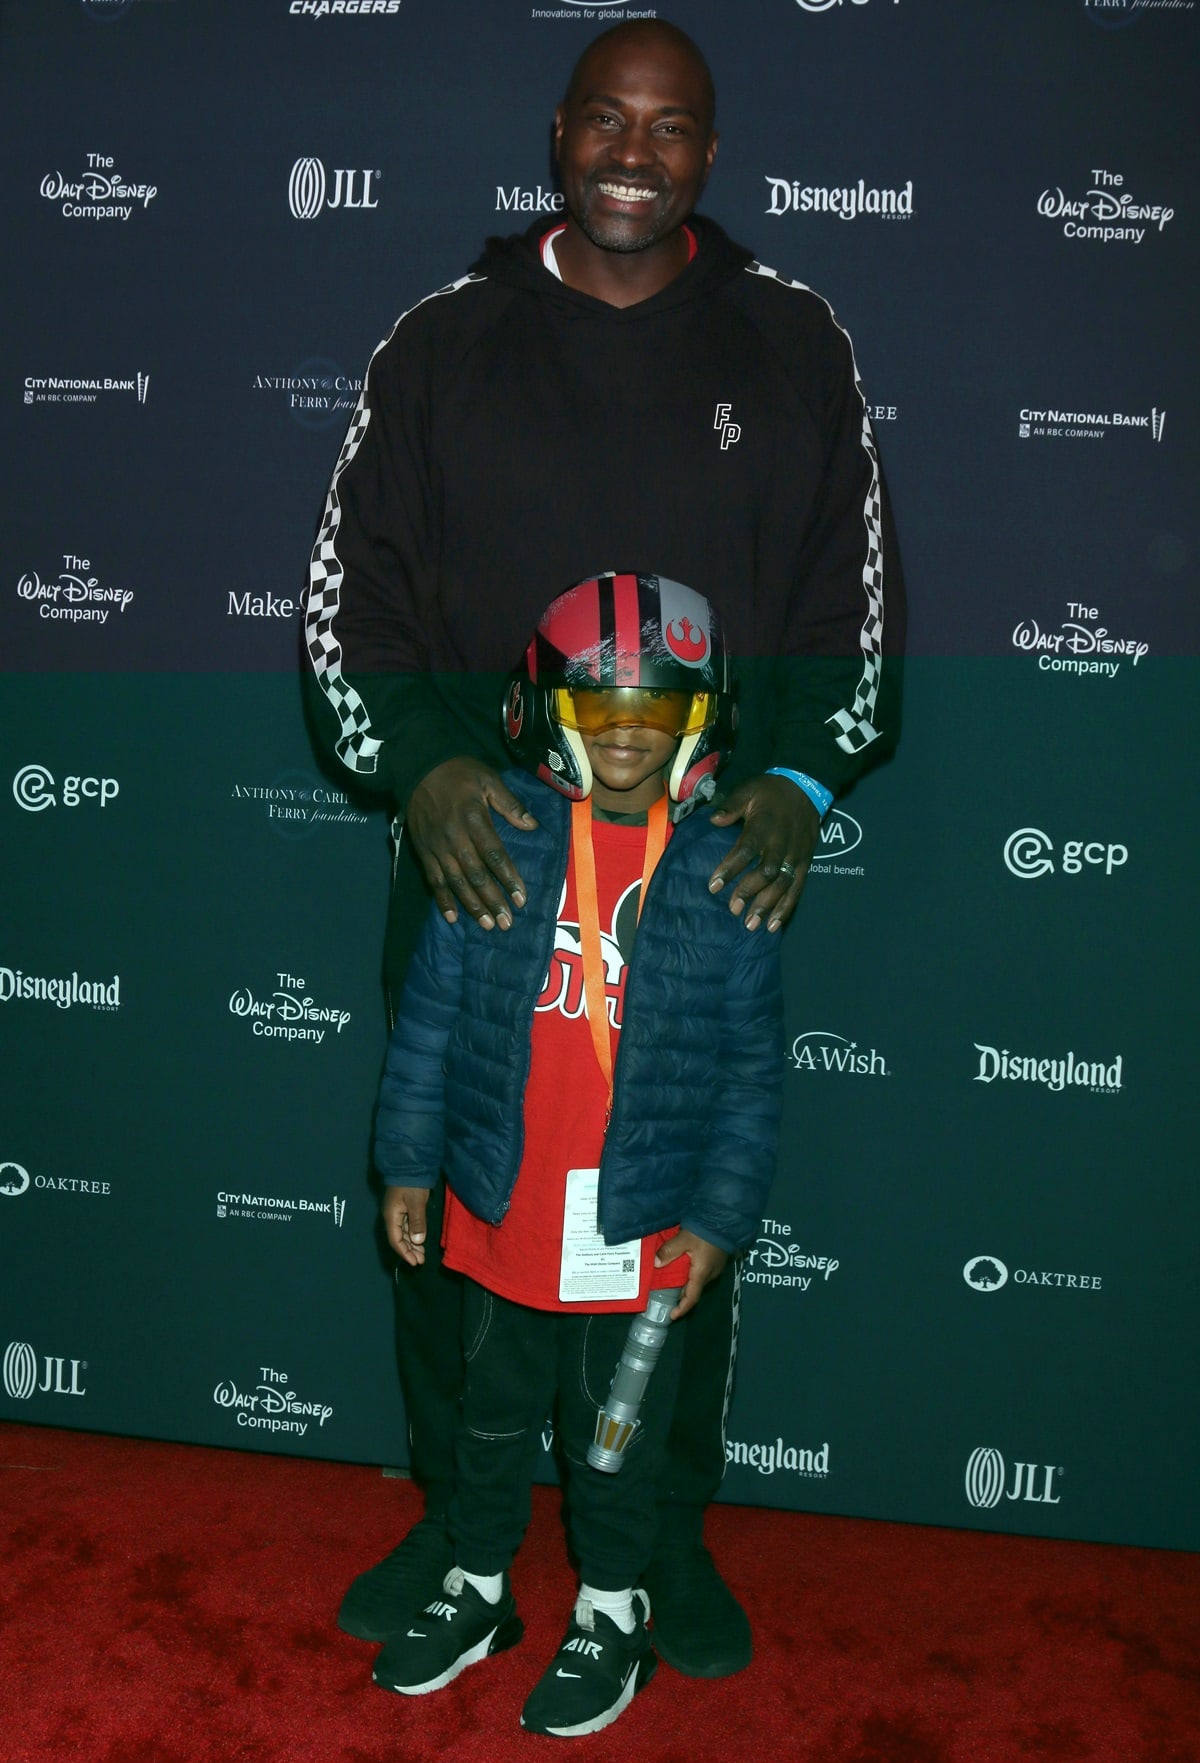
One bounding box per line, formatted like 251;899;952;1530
611;572;642;687
539;579;603;680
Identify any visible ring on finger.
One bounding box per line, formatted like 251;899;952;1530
778;860;797;880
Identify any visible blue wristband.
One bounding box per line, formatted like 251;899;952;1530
765;767;834;819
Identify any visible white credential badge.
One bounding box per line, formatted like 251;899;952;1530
559;1168;640;1303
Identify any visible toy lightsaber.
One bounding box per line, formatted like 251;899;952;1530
587;1286;684;1473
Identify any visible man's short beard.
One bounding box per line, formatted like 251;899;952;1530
575;198;675;256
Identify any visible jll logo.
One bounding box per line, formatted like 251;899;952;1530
289;157;380;220
3;1340;87;1400
965;1446;1061;1509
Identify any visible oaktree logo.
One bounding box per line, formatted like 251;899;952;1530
0;1162;31;1198
963;1255;1008;1293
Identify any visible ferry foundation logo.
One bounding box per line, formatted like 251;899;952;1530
1012;602;1147;678
726;1437;830;1478
766;176;913;220
213;1364;334;1440
12;765;120;811
965;1447;1062;1509
288;158;380;219
251;361;362;432
230;772;369;838
744;1216;839;1293
18;555;134;625
973;1043;1123;1094
228;971;351;1045
40;154;157;221
1003;828;1127;878
3;1341;87;1401
1037;166;1175;243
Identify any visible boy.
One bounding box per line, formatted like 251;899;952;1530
371;571;783;1737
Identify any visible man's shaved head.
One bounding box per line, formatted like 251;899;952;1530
563;20;716;132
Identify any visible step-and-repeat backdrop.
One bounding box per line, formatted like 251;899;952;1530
3;0;1197;1551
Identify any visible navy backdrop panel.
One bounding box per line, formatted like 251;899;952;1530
2;0;1197;1550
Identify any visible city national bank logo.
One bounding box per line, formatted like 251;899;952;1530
24;373;149;407
963;1254;1103;1294
807;808;863;875
229;971;351;1045
41;154;157;221
252;361;362;432
216;1190;347;1227
1018;405;1165;443
1;1159;112;1200
0;966;121;1012
1003;828;1128;879
213;1364;333;1440
230;772;369;840
18;555;134;626
766;176;913;220
3;1341;87;1401
288;158;380;220
12;765;120;812
726;1437;829;1479
974;1043;1123;1095
791;1030;888;1076
965;1447;1062;1510
744;1216;839;1293
1013;602;1147;679
1037;166;1174;243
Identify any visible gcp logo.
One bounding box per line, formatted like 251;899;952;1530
12;765;120;811
1004;827;1128;878
964;1446;1005;1509
963;1255;1008;1293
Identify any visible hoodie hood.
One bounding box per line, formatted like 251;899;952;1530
471;213;755;321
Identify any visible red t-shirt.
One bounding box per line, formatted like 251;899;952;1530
443;815;688;1312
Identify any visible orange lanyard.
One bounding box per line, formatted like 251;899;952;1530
571;794;669;1113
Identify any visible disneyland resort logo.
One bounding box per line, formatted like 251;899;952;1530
1012;600;1148;680
41;153;157;221
1037;165;1175;243
17;554;134;626
228;971;351;1045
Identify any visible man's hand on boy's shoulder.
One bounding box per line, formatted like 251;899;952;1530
655;1230;730;1319
382;1185;432;1267
406;756;538;932
708;774;821;933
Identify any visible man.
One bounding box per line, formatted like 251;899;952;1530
304;19;904;1679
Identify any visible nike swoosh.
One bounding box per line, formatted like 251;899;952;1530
406;1629;425;1638
556;1669;582;1678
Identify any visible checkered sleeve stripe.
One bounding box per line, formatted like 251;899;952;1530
303;272;485;776
745;262;886;756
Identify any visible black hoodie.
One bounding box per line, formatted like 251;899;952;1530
304;215;904;809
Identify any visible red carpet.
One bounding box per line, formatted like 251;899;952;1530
2;1422;1196;1763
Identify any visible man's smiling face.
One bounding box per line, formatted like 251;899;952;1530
553;29;717;257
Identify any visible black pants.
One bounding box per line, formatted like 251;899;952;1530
449;1282;686;1589
392;1179;739;1547
386;837;740;1549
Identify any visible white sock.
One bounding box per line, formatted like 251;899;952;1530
459;1567;503;1604
578;1582;636;1634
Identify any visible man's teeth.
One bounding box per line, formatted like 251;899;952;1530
597;182;656;202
